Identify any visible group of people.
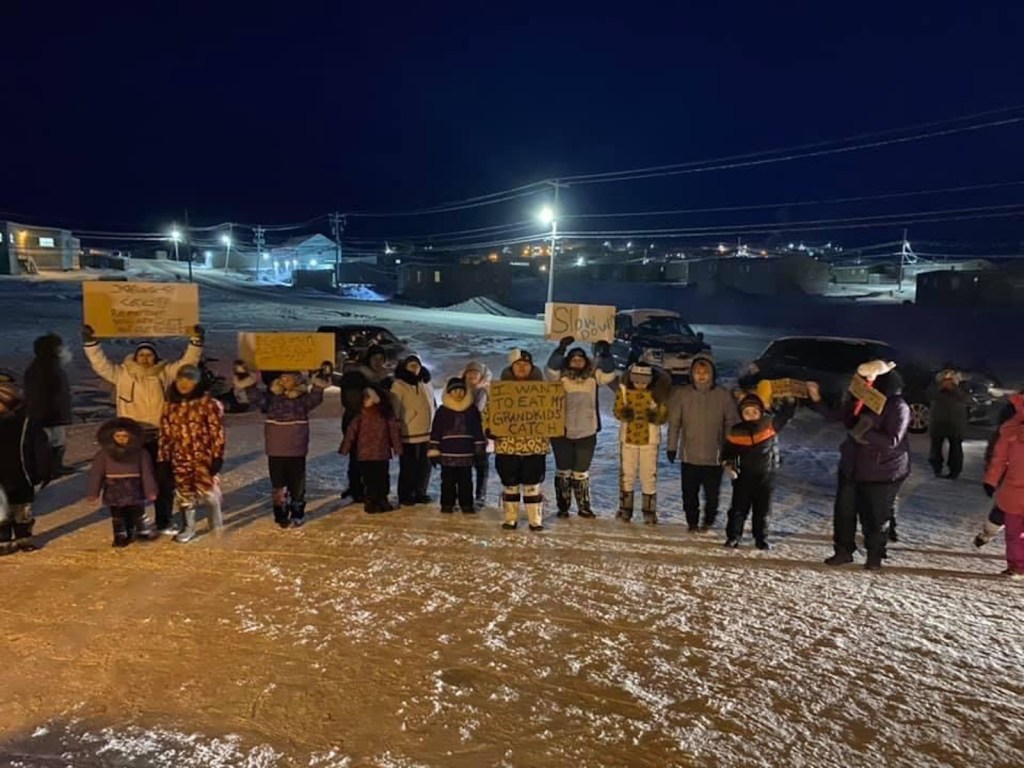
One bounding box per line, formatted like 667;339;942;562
0;325;1021;580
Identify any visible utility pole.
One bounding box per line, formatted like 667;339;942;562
254;226;266;281
184;209;193;283
330;212;345;285
898;228;910;293
545;181;561;305
223;223;233;273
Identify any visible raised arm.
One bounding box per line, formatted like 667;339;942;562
82;325;120;385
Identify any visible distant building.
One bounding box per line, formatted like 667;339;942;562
716;254;830;295
916;267;1024;307
0;221;80;274
397;262;512;305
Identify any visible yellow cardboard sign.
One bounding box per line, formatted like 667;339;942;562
238;332;335;371
544;302;616;342
487;381;566;438
848;375;888;415
83;282;199;338
766;378;810;400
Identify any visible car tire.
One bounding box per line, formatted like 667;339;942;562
907;401;930;434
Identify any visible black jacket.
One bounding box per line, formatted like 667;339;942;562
720;413;789;478
0;407;52;504
929;386;970;438
24;355;72;427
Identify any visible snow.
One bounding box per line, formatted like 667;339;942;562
0;268;1022;767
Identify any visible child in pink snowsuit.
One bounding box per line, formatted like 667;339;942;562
983;393;1024;578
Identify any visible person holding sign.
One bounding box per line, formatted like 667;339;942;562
484;350;550;531
391;356;436;506
808;360;911;570
83;323;205;534
614;364;668;524
545;337;618;518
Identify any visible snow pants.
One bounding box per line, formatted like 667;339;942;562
553;435;597;515
110;505;148;545
726;472;773;543
495;454;546;526
440;466;474;513
360;460;391;513
620;444;658;495
398;442;432;503
681;463;724;529
1004;511;1024;574
834;473;902;561
929;430;964;478
269;455;307;525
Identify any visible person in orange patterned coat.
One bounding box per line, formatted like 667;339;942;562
158;365;226;543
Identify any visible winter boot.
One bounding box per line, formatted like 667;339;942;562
887;517;898;543
273;505;289;528
501;487;520;530
174;507;197;543
288;500;306;529
572;474;595;518
755;539;772;551
474;462;489;509
525;484;544;531
111;512;130;548
974;520;1002;548
642;493;657;525
132;509;155;541
617;490;635;522
207;492;225;533
865;553;883;571
12;506;36;551
824;550;855;566
554;473;572;518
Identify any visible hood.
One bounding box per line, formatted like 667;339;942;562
441;391;474;412
165;378;209;403
271;374;309;398
561;347;594;379
689;353;717;387
97;417;145;459
500;365;544;382
461;362;492;389
122;354;168;379
33;333;64;359
874;369;904;398
363;344;387;366
396;360;431;385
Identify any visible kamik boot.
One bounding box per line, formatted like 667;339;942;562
642;493;657;525
572;473;595;518
617;490;635;522
554;473;572;518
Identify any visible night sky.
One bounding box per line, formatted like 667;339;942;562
3;1;1022;246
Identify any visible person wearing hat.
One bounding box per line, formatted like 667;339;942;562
0;381;52;554
339;386;403;513
428;377;487;514
83;323;204;534
157;364;225;543
338;344;393;503
666;353;739;533
24;332;75;476
460;360;494;508
614;363;669;523
546;336;618;518
807;360;911;570
928;368;970;480
391;355;436;506
484;349;550;531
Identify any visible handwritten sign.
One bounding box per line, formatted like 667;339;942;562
544;303;616;343
849;375;888;415
766;378;810;400
83;282;199;338
487;381;565;438
238;332;335;371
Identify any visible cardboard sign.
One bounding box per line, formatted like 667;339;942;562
848;375;888;415
767;378;810;400
544;303;616;343
238;332;335;371
487;381;566;439
83;282;199;338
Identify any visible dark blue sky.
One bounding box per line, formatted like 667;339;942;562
2;1;1022;246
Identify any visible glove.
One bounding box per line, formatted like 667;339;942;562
558;336;575;349
191;324;205;343
593;340;611;357
724;463;739;480
210;457;223;476
984;483;995;498
319;360;334;379
82;324;96;344
619;407;635;420
667;450;677;464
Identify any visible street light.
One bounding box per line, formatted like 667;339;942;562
539;205;557;304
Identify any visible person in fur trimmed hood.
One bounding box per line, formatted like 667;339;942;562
483;349;549;531
391;355;436;506
237;364;332;528
429;377;487;514
0;381;52;554
461;360;493;508
87;418;158;547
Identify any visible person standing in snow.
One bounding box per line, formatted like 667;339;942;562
338;345;393;503
391;355;436;506
339;388;403;513
973;391;1024;548
546;337;618;518
24;333;75;476
0;381;52;554
86;417;158;547
158;365;226;543
461;361;493;508
429;377;487;514
808;360;911;571
928;368;970;479
615;364;668;524
238;365;333;528
982;392;1024;578
483;349;550;532
665;354;739;532
83;323;204;534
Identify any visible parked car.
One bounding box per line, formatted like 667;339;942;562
316;324;415;382
607;309;712;382
737;335;1004;434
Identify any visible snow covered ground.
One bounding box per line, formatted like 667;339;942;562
0;267;1022;767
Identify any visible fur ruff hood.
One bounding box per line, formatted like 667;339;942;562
97;417;145;461
461;362;493;389
122;354;169;379
396;362;432;386
441;391;474;412
271;375;309;398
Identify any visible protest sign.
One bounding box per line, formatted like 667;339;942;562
766;378;810;400
238;332;335;371
848;375;887;415
544;303;616;343
83;282;199;338
487;381;565;438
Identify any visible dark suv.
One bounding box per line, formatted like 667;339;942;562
316;324;414;382
608;309;712;381
737;336;1002;434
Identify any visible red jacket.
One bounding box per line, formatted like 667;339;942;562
984;393;1024;516
340;405;403;461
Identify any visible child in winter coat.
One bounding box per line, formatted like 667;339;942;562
982;393;1024;577
614;364;669;524
973;392;1023;547
462;361;493;508
87;418;158;547
929;369;970;479
429;377;487;514
158;365;226;543
0;381;52;554
339;345;394;503
242;365;332;528
340;387;403;513
721;394;792;550
391;355;436;506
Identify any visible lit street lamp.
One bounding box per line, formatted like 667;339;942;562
170;228;181;262
221;233;232;272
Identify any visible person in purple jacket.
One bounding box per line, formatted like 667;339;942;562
242;364;332;529
86;418;158;547
429;377;487;514
808;360;911;571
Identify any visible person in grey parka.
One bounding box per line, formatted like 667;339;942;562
666;354;739;532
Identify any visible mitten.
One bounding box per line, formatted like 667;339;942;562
984;483;995;498
82;324;97;344
666;450;677;464
619;407;635;420
558;336;575;349
210;457;223;476
191;324;206;343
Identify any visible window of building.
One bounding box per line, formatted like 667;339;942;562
434;271;441;283
38;236;55;248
